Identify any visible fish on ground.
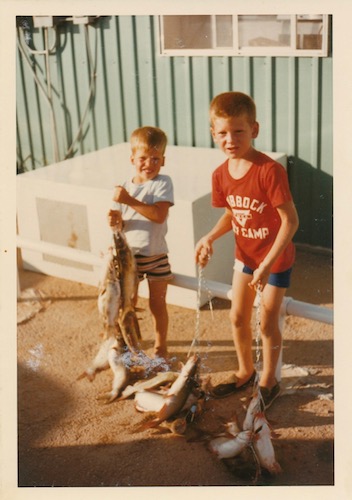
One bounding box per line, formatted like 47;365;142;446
220;413;242;437
77;336;118;382
252;412;282;474
134;388;200;414
137;354;200;430
118;371;179;400
97;344;130;403
208;430;253;460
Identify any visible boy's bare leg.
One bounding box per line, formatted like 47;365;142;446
148;280;169;358
230;270;256;384
259;284;286;389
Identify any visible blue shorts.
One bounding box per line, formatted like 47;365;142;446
234;260;292;288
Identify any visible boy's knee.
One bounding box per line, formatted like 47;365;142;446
229;309;246;329
260;314;280;336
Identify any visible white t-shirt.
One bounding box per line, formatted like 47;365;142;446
112;174;174;256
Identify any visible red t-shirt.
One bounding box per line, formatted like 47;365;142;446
212;152;295;273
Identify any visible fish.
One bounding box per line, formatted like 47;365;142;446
118;371;179;400
221;413;242;437
134;391;165;413
118;308;142;354
97;345;130;403
134;388;199;414
242;388;262;431
253;412;282;474
160;417;188;435
138;354;199;429
112;229;142;352
208;430;253;460
97;248;122;340
77;336;118;381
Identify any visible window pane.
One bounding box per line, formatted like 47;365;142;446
297;15;323;50
215;15;233;47
238;15;291;48
163;15;212;50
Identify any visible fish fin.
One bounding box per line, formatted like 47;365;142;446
267;461;282;475
96;390;120;404
134;306;145;313
271;430;281;439
117;385;135;400
135;418;160;432
77;371;95;382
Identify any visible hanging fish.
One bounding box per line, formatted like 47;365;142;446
112;228;142;352
242;388;262;431
97;248;122;340
253;412;282;474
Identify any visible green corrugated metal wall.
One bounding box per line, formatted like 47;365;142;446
16;15;333;249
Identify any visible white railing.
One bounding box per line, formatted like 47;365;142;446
17;236;333;380
16;236;333;325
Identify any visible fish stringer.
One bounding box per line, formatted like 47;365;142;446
187;264;213;365
254;287;262;380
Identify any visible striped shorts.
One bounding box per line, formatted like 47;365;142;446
134;254;173;282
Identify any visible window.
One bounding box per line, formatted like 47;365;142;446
159;15;330;57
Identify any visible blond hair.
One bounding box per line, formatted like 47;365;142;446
130;126;167;155
210;92;257;125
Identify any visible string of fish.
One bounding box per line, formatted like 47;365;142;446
187;264;213;362
185;265;214;422
254;287;262;385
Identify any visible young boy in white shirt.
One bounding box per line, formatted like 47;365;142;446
108;126;174;360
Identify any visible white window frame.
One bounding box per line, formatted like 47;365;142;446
158;15;330;57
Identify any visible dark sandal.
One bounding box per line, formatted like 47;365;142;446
259;382;281;410
211;371;257;399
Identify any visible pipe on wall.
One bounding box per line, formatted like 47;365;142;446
16;235;333;325
17;236;333;380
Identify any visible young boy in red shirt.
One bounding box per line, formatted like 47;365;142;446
195;92;299;409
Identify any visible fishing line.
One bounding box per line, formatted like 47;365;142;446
249;286;263;398
254;288;262;375
187;265;214;369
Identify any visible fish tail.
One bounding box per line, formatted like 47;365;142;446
77;370;95;382
119;309;142;352
135;418;161;432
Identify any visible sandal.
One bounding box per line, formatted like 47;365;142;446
259;382;281;410
211;371;257;399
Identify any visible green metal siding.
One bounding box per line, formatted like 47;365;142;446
16;15;333;249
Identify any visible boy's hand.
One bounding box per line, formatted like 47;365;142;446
108;209;123;230
248;262;270;291
112;185;132;205
195;237;213;268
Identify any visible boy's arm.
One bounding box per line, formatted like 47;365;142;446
113;185;171;224
249;200;299;289
195;208;233;267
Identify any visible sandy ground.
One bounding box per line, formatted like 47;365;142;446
16;247;334;488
